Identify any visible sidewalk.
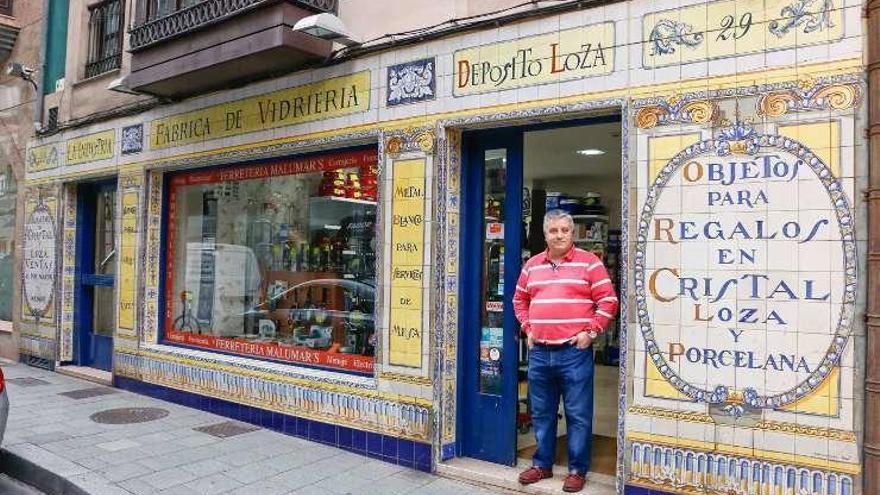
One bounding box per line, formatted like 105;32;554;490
0;362;501;495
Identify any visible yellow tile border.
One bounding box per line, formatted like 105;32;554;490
627;405;715;424
24;58;863;187
627;405;857;442
376;372;433;386
626;432;860;475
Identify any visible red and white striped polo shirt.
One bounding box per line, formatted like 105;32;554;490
513;246;618;342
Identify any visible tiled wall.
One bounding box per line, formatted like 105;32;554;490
17;0;870;491
626;76;865;493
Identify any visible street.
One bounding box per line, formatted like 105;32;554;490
0;474;45;495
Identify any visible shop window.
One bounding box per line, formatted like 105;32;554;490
0;165;17;323
85;0;123;79
164;148;379;373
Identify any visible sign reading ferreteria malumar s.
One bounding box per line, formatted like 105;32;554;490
453;23;614;96
150;71;371;150
636;124;856;416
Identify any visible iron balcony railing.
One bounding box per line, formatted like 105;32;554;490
85;52;122;78
129;0;337;51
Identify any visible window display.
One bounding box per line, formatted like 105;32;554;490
164;148;379;372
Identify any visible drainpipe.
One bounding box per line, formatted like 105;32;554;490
865;0;880;492
32;0;49;132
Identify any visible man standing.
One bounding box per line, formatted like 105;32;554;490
513;210;618;493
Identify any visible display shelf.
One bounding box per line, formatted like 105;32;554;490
310;196;377;207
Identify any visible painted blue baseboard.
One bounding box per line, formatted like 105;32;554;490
114;376;432;472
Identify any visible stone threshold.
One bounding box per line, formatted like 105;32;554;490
55;365;113;387
437;457;616;495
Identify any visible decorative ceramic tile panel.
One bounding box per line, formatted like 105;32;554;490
121;124;143;155
628;75;864;494
628;440;856;495
387;58;435;106
116;174;143;344
642;0;844;68
142;171;163;346
21;192;58;323
59;184;77;361
115;350;432;441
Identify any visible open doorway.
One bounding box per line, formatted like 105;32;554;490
458;116;622;479
516;122;622;475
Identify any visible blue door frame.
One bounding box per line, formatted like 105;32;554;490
74;180;116;371
458;128;523;465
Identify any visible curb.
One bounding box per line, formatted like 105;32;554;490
0;449;89;495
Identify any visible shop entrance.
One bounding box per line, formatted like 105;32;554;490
73;180;117;371
458;117;622;476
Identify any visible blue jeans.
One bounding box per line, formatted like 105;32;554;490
528;343;594;474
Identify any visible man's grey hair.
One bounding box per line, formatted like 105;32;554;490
543;209;574;233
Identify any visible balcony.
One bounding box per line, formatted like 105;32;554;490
127;0;337;98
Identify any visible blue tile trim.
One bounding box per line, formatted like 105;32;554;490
441;443;455;461
624;485;676;495
113;376;432;472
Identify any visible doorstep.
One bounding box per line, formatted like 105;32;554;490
437;457;616;495
55;365;112;386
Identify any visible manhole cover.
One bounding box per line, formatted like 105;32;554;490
193;421;260;438
59;387;118;399
6;377;51;387
90;407;169;425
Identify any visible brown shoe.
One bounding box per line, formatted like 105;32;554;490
562;473;586;492
518;466;552;485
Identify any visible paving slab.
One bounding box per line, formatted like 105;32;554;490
1;362;569;494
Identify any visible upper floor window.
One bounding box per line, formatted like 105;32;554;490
145;0;197;22
0;0;11;16
85;0;123;78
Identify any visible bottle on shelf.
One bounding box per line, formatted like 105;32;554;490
497;245;505;296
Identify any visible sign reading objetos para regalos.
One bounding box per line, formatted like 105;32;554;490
22;197;57;320
636;124;855;415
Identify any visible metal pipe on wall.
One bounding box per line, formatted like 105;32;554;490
865;0;880;492
32;0;49;132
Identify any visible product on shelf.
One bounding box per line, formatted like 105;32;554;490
319;170;348;197
345;171;363;199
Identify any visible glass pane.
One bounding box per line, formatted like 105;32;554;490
94;189;116;275
479;148;506;395
166;151;379;372
93;286;115;337
0;166;16;321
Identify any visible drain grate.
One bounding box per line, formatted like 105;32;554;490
90;407;169;424
59;387;119;399
193;421;260;438
6;377;51;387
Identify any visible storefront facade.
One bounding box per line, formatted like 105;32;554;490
21;1;870;493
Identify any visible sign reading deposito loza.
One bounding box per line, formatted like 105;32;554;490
453;23;615;96
150;71;371;150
